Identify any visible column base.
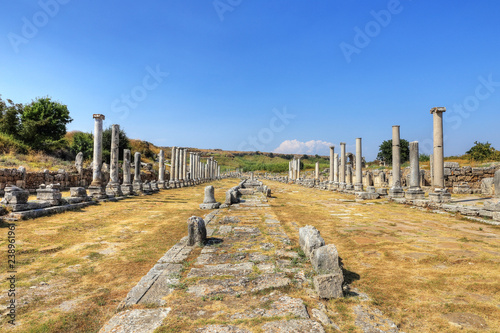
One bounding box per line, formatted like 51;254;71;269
169;181;177;188
429;189;451;203
389;187;405;198
88;186;107;199
133;182;144;195
354;184;363;191
121;184;134;196
105;183;123;197
405;188;425;200
199;202;221;209
158;181;167;189
345;184;354;190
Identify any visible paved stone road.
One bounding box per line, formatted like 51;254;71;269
100;190;398;332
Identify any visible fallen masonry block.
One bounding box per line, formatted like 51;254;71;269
199;185;220;209
314;273;344;299
187;216;207;246
299;225;325;258
311;244;342;275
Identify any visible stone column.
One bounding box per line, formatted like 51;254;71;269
189;152;193;180
333;153;339;186
355;138;363;191
106;124;122;196
329;146;335;182
389;126;404;198
339;142;346;189
133;152;143;194
182;149;187;182
175;147;181;186
88;114;106;198
406;141;425;199
315;161;319;180
158;150;166;189
170;147;176;187
121;149;133;195
429;107;451;202
296;158;301;180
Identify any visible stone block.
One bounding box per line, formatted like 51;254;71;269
444;162;460;168
311;244;341;275
481;178;494;195
405;188;425;199
493;212;500;222
299;225;325;258
187;216;207;246
495;170;500;197
313;273;343;299
2;186;29;205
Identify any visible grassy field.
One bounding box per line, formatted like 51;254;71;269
268;180;500;332
0;179;233;332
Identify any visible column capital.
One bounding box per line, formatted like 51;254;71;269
430;107;446;114
93;114;105;120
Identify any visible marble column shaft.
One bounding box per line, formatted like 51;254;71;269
431;107;446;188
340;143;346;184
329;146;335;182
123;149;132;184
409;141;420;188
333;153;339;183
159;150;165;183
91;114;105;187
109;124;120;184
355;138;363;190
391;126;401;189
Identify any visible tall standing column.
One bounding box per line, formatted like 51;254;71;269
175;147;181;185
329;146;335;182
406;141;425;199
189;153;193;180
340;142;346;189
133;152;143;193
182;149;187;181
429;107;451;202
389;125;404;198
315;161;319;181
121;149;133;195
170;147;176;187
158;150;166;189
106;124;122;196
354;138;363;191
333;153;339;185
296;158;301;180
88;114;106;198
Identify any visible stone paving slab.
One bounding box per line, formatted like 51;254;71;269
102;189;400;332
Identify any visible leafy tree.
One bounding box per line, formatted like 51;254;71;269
19;97;72;151
0;95;22;137
71;132;94;160
419;153;430;162
466;141;496;161
377;139;410;165
102;126;132;163
268;152;274;158
301;154;308;160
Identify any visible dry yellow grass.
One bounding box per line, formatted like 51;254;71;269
0;179;233;332
267;180;500;332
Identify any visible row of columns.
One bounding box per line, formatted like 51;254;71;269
322;107;449;202
87;114;222;198
288;158;301;180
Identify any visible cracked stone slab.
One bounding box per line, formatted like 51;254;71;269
196;252;248;265
157;243;192;264
187;278;249;297
187;262;254;278
250;273;291;292
122;263;182;306
99;308;171;333
195;325;251;333
262;319;325;333
354;305;399;333
233;226;261;236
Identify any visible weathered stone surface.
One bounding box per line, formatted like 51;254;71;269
442;312;488;330
250;273;291;292
495;170;500;197
481;178;494;195
204;185;217;203
444;162;460;168
299;225;325;258
75;152;84;174
99;308;171;333
263;296;309;319
354;305;399;333
311;308;339;330
70;187;87;198
2;186;29;204
314;273;343;299
188;216;207;246
196;325;250;333
187;263;254;278
262;319;325;333
311;244;341;275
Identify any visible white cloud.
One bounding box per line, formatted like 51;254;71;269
273;139;333;155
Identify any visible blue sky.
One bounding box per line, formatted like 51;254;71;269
1;1;499;160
